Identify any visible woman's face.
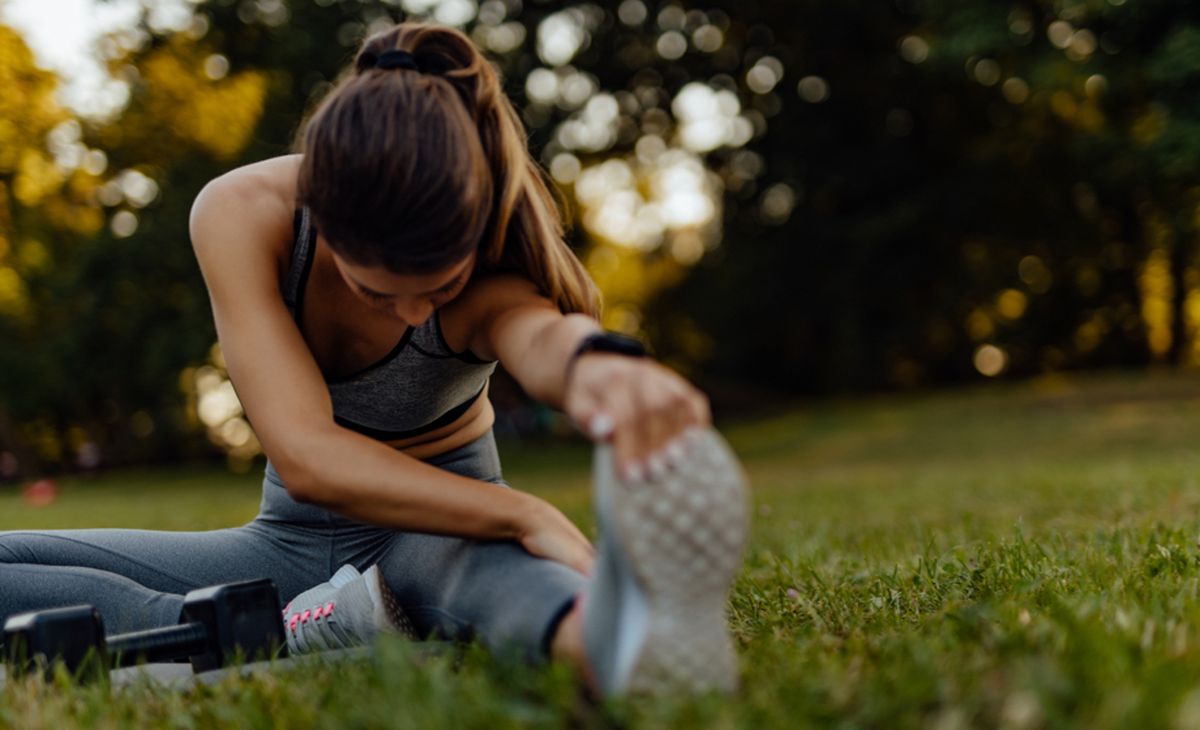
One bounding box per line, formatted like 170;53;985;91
330;250;475;328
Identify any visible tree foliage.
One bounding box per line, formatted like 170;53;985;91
2;0;1200;473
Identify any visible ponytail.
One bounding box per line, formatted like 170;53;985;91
296;23;601;318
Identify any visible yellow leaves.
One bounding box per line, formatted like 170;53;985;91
0;265;28;319
1073;312;1110;354
0;27;66;174
585;241;689;335
1139;240;1173;359
0;26;103;239
13;149;64;207
44;197;105;235
1132;104;1169;147
996;289;1029;320
0;119;20;172
966;307;995;341
134;40;268;161
17;239;47;272
189;71;268;159
1048;90;1105;134
1050;91;1078;122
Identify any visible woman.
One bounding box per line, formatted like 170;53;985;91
0;23;747;696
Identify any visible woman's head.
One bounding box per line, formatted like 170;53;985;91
295;22;599;316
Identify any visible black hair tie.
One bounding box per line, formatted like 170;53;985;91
376;50;421;72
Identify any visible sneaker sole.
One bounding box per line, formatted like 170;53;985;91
365;565;418;639
601;428;749;694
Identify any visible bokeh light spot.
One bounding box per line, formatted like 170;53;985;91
797;75;830;103
550;153;582;184
111;210;138;238
203;54;229;81
1002;77;1030;104
899;36;930;64
974;345;1008;377
1048;21;1074;49
746;56;783;94
656;30;688;60
760;183;797;225
692;24;723;53
973;59;1001;86
1019;255;1053;294
996;289;1029;320
538;10;589;67
617;0;647;26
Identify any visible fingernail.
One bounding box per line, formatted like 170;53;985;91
647;454;667;479
589;414;614;439
665;439;686;465
622;462;645;484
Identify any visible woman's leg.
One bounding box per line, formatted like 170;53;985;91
374;531;584;660
0;523;330;635
298;430;585;660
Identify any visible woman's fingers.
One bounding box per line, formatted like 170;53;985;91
563;354;715;482
605;378;645;481
516;496;596;576
637;377;683;479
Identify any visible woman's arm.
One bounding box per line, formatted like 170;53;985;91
465;276;711;480
188;169;593;573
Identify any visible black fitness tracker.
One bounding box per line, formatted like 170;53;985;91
572;331;648;360
565;331;648;385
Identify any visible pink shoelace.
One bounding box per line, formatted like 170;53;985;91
283;601;336;632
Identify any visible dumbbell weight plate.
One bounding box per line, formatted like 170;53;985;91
3;605;107;682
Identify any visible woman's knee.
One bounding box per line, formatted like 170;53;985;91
0;531;42;563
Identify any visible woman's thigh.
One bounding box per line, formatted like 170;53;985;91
0;524;329;602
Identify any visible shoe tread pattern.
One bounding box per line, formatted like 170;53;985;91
611;428;749;694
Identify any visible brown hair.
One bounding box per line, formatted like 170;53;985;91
294;22;599;317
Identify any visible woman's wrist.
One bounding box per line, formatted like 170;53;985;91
563;331;647;394
502;488;546;541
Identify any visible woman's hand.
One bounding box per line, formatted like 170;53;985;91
563;353;712;482
516;494;596;576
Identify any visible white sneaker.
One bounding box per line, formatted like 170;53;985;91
581;427;750;696
283;564;416;655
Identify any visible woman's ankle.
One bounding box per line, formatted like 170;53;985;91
550;594;600;692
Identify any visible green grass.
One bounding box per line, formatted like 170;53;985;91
9;372;1200;727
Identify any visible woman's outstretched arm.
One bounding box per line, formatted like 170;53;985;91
464;276;712;481
188;167;593;574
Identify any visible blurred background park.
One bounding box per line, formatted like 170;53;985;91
0;0;1199;479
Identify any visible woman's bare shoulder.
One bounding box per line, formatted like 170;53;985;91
458;271;546;310
190;155;303;265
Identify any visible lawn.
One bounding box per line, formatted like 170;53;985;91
6;372;1200;728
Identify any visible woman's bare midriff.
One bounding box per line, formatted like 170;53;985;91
383;385;496;461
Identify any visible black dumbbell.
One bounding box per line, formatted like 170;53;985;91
3;578;288;681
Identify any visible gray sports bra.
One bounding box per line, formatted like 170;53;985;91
281;207;497;441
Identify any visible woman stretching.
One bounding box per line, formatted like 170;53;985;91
0;23;747;696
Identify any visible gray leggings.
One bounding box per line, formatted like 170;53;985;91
0;431;585;659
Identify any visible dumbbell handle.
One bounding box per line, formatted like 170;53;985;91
107;622;209;668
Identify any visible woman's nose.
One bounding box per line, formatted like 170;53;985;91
394;298;435;327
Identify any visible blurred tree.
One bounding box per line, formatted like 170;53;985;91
6;0;1200;473
0;24;110;474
